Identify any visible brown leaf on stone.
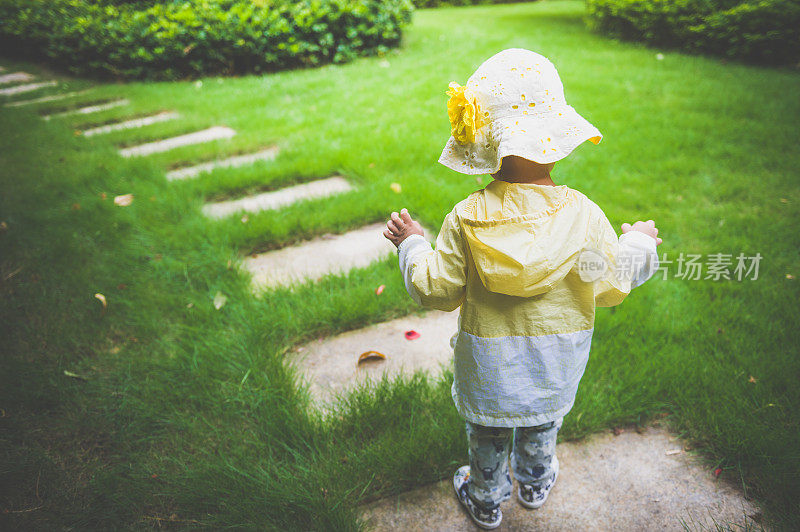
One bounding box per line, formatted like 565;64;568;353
357;350;386;367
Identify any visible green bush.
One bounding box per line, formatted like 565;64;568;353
412;0;523;9
0;0;414;80
585;0;800;64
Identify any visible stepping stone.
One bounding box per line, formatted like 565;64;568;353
81;111;179;137
0;80;57;97
291;310;459;402
4;90;89;108
43;99;129;120
360;425;760;531
243;223;432;290
119;126;235;158
203;176;352;219
166;147;279;181
0;72;35;85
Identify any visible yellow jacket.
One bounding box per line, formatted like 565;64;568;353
398;180;657;427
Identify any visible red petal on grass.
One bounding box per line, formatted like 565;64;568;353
357;351;387;367
405;330;420;340
375;284;385;296
714;468;722;478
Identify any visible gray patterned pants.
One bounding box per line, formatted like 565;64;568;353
466;417;563;509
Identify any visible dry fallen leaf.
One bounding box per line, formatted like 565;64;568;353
786;274;795;280
375;284;385;296
71;203;81;211
612;427;624;436
665;449;683;456
0;221;7;233
779;198;788;204
186;302;194;309
748;375;757;384
213;291;227;310
390;182;402;194
405;330;420;340
357;350;387;367
100;193;107;200
94;293;107;315
114;194;134;207
64;370;88;380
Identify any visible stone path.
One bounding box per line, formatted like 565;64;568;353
119;126;236;157
203;176;352;219
0;80;57;97
81;111;179;137
243;223;431;290
166;147;280;181
3;90;89;107
360;425;760;531
44;99;129;120
292;310;458;402
0;72;35;85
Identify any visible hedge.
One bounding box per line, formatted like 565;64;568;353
585;0;800;65
0;0;414;80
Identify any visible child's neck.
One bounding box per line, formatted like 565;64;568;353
491;156;556;186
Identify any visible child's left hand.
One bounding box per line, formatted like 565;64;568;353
383;208;424;248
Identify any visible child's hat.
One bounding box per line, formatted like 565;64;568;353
438;48;602;175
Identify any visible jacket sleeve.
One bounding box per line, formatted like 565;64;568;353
396;208;467;311
592;209;659;307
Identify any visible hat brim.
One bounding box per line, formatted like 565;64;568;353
438;104;602;175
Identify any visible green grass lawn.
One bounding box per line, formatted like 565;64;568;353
2;1;799;529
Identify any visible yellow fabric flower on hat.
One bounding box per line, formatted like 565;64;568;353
447;81;484;144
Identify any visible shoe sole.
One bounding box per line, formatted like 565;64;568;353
517;456;559;510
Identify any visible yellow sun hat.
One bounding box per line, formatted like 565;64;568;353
439;48;602;175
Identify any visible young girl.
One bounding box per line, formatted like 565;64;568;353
383;48;660;529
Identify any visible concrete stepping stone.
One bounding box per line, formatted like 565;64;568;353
81;111;179;137
243;222;431;290
43;99;129;120
291;310;458;402
360;425;760;531
0;72;35;85
166;147;279;181
4;90;89;108
119;126;235;158
203;176;352;219
0;80;57;97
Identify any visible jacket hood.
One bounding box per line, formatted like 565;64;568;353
456;180;592;297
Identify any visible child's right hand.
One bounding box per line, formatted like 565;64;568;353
621;220;662;245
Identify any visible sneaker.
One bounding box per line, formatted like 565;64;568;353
453;466;502;530
517;455;559;509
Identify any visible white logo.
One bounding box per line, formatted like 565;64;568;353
577;248;608;282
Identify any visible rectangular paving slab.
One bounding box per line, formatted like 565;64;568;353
43;99;129;120
81;111;179;137
360;425;760;531
120;126;236;158
0;72;35;85
0;80;57;97
166;147;279;181
243;223;432;290
291;310;459;403
202;176;352;219
4;90;89;107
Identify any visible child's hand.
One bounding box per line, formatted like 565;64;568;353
621;220;662;245
383;208;425;248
